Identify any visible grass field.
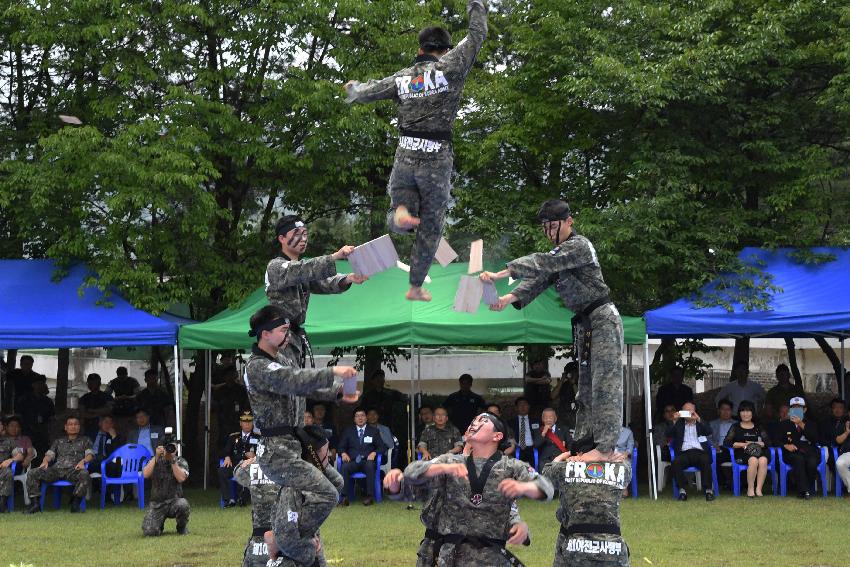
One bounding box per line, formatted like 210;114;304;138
1;487;848;567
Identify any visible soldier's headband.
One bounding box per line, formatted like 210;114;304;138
276;219;306;237
248;317;290;337
478;412;506;436
421;42;453;51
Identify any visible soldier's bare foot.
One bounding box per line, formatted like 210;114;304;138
567;449;625;463
394;206;420;230
406;287;432;302
264;530;280;559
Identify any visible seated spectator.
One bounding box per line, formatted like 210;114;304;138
819;398;850;496
107;366;140;417
128;408;166;456
218;411;259;508
655;366;694;418
512;397;539;465
338;409;384;506
17;380;54;458
0;431;24;512
3;355;46;412
366;408;398;466
615;426;635;455
416;404;435;443
79;373;114;440
417;407;462;460
3;416;36;468
765;363;803;419
311;402;337;461
443;374;486;433
778;396;821;499
766;404;790;446
723;401;770;497
303;409;314;426
669;402;715;502
142;444;190;535
25;415;94;513
136;369;174;426
654;404;677;462
710;399;737;488
486;403;517;456
714;361;766;413
524;359;552;419
91;415;125;479
533;407;571;467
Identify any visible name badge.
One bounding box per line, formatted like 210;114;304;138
697;436;707;443
249;438;258;444
363;436;373;444
151;433;159;439
531;423;540;430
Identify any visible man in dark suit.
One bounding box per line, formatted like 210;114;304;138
533;407;571;467
218;411;261;507
512;397;539;465
338;408;384;506
127;408;166;456
90;415;125;479
669;402;715;502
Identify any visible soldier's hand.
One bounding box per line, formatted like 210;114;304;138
341;453;351;463
344;80;356;91
0;458;12;468
489;294;516;311
507;521;529;546
223;456;233;468
75;459;86;471
333;366;357;379
347;273;369;285
383;469;404;493
479;271;497;283
240;456;256;469
333;245;356;260
553;451;571;462
499;479;541;499
313;536;322;554
342;390;361;404
39;459;49;469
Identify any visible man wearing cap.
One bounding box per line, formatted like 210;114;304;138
218;411;261;508
481;199;624;464
244;305;359;565
778;396;822;499
402;412;553;566
344;0;488;302
265;214;367;368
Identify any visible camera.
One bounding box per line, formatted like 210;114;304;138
163;426;179;454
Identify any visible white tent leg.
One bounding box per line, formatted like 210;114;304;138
204;350;212;490
643;335;657;500
625;345;633;426
172;346;183;456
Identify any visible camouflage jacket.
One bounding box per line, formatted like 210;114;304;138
404;453;553;541
150;456;189;502
507;232;610;314
45;436;93;468
346;0;488;155
244;345;342;431
0;437;23;460
417;423;463;456
542;459;630;532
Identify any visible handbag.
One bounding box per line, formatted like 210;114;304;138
744;442;764;458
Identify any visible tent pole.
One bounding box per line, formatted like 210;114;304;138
204;350;212;490
625;345;632;426
643;335;657;500
173;346;183;454
409;344;416;463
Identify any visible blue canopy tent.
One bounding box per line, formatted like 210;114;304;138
642;247;850;498
0;260;186;442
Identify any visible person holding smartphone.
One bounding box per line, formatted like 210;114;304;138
778;396;821;499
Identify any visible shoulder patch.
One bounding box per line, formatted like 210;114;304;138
549;246;561;255
266;362;283;371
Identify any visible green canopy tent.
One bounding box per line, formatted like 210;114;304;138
180;261;646;484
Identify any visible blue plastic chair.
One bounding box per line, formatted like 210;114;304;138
5;461;20;511
631;448;638;499
834;447;849;497
337;454;382;503
777;445;828;497
40;462;91;511
219;458;241;508
515;447;540;470
726;446;777;496
668;445;719;496
100;444;151;509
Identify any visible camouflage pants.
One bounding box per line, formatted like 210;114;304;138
0;466;11;497
553;532;630;566
436;541;511;567
142;497;190;536
258;436;338;562
27;466;90;499
574;304;624;453
386;148;453;287
416;536;437;567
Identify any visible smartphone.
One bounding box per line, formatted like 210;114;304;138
789;407;805;421
678;410;692;419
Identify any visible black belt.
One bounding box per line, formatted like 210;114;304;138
561;523;621;537
571;296;612;366
399;128;453;142
252;527;271;537
260;425;298;437
425;530;524;566
572;296;612;326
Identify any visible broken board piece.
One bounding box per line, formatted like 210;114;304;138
395;260;432;284
59;115;82;125
453;275;483;314
434;237;459;267
467;239;484;274
343;377;359;396
482;282;499;306
348;234;399;277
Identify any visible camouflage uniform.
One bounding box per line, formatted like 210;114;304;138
404;453;553;567
346;0;488;286
417;423;464;457
235;461;344;567
0;438;23;498
542;460;631;566
265;253;351;367
245;344;343;564
508;233;624;453
27;435;93;500
142;455;190;536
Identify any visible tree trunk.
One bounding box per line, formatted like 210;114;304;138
363;347;383;392
815;337;843;380
651;338;676;383
183;352;207;485
55;348;70;411
732;337;750;379
784;338;803;387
